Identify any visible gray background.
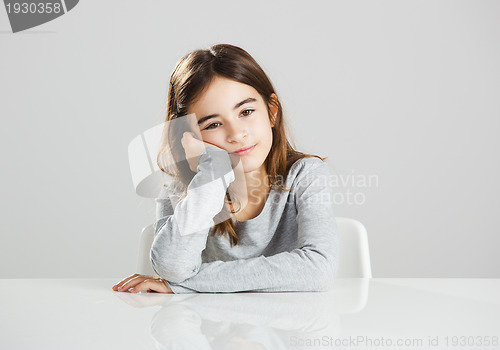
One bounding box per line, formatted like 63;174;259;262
1;0;499;278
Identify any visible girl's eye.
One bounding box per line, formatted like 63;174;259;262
203;109;254;130
241;109;254;117
205;122;221;130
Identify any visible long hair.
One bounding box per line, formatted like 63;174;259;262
157;44;327;246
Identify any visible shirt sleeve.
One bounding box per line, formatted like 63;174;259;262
150;145;235;284
165;160;339;293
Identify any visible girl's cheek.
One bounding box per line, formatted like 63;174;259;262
203;136;225;150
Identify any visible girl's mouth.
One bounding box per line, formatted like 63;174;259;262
232;144;256;156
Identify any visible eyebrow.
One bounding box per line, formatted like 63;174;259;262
197;97;257;126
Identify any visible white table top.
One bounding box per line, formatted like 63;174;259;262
1;278;499;349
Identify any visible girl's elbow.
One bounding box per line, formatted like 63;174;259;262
150;251;198;283
311;270;334;292
320;270;335;291
151;259;196;283
314;258;336;291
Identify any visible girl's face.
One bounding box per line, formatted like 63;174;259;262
187;76;275;174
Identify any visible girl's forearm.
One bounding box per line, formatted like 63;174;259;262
151;146;235;283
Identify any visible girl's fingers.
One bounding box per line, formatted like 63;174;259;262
112;274;172;293
112;274;142;291
130;279;171;294
117;275;147;292
112;273;138;290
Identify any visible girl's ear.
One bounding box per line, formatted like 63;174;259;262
268;93;279;127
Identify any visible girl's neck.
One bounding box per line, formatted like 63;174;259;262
229;164;270;207
230;165;270;221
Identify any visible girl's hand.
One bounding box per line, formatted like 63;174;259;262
112;274;173;294
181;131;220;173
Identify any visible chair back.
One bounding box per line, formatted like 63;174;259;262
136;224;156;275
336;217;372;278
136;217;373;278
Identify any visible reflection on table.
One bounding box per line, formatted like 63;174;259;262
1;278;499;349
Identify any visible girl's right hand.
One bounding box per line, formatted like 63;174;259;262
112;273;173;294
181;131;221;173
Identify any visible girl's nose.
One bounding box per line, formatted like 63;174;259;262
226;122;248;143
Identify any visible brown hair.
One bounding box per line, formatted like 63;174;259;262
157;44;327;246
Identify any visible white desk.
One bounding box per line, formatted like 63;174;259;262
1;279;499;349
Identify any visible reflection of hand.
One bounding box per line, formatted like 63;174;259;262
112;290;171;308
181;132;221;173
112;273;173;294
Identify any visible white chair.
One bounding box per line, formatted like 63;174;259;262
136;217;372;278
335;217;372;278
136;224;156;275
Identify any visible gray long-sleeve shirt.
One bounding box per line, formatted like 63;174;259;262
150;146;339;293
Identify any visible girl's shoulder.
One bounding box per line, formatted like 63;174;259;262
289;156;331;177
284;156;333;190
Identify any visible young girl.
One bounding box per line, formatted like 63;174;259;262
112;44;339;294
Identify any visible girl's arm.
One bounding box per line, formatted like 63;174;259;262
150;146;235;283
164;161;339;293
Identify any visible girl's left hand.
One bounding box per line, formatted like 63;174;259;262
181;131;221;173
112;274;173;294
